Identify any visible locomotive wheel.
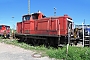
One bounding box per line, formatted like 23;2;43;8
48;38;53;47
3;34;6;39
44;40;49;48
7;34;10;39
32;39;37;46
18;38;23;42
33;39;39;46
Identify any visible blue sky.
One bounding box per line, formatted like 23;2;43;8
0;0;90;29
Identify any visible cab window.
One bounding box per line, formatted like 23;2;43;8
6;26;10;30
23;15;31;21
0;26;2;29
32;13;39;19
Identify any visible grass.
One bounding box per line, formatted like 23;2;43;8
0;39;48;57
0;39;90;60
0;39;47;50
0;36;3;39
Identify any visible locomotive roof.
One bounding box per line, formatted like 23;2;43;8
22;13;46;18
22;14;31;17
23;13;40;16
0;25;10;27
22;12;72;20
45;15;72;20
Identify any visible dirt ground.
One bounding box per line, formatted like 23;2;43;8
0;42;56;60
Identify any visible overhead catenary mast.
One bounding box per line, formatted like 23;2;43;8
28;0;30;14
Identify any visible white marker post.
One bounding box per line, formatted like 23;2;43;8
82;22;84;47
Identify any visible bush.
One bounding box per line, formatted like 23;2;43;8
46;46;90;60
46;47;66;59
67;46;90;60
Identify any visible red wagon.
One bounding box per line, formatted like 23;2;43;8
0;25;10;38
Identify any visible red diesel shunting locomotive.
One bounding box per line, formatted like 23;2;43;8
0;25;10;38
15;11;73;47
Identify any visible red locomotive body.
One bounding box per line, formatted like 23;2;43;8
0;25;10;38
15;11;73;47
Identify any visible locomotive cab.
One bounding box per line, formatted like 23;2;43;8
67;17;74;38
66;16;74;33
22;11;46;21
31;11;46;20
